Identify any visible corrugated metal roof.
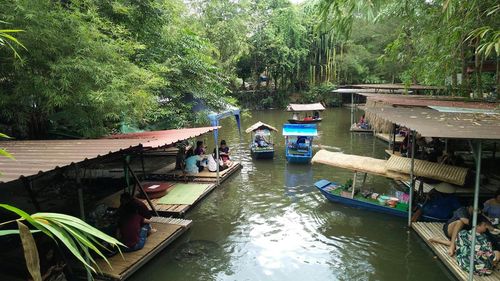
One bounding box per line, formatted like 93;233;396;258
286;103;325;112
365;107;500;140
0;127;217;183
361;93;498;110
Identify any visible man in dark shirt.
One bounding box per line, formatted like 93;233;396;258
441;206;473;256
120;192;152;219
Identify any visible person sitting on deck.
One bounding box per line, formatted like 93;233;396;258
215;140;232;167
194;140;208;167
430;206;474;256
118;195;156;252
184;147;204;174
292;112;299;120
120;192;152;220
411;182;461;222
483;189;500;222
430;216;500;276
207;152;226;172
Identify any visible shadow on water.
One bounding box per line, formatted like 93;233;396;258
128;108;453;281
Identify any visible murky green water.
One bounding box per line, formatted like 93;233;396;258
129;108;454;281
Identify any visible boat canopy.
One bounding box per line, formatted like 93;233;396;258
282;124;318;136
312;149;468;186
286;103;325;112
245;121;278;134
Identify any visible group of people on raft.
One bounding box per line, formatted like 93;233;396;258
415;185;500;276
183;140;232;175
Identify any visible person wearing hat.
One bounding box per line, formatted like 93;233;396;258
411;182;461;222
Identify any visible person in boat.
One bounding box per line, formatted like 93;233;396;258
357;114;369;129
184;147;205;174
120;192;152;220
295;136;308;150
255;134;269;147
313;111;320;119
430;205;474;256
118;194;156;252
430;216;500;276
411;182;461;222
303;115;313;121
292;112;299;120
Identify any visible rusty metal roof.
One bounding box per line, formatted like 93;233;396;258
365;107;500;140
0;127;217;183
361;93;499;110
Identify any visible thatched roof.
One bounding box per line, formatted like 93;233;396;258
245;121;278;133
312;150;469;186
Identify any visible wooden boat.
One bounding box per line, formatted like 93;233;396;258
283;124;318;164
314;179;444;221
349;123;373;133
287;103;325;124
245;121;278;159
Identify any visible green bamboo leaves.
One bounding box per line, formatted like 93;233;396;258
17;220;42;281
0;204;125;279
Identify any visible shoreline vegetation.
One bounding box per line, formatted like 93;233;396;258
1;0;498;139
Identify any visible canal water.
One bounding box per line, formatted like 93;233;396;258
129;108;454;281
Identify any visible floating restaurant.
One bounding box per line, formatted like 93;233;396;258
0;124;242;280
364;105;500;281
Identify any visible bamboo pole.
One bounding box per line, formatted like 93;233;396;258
407;131;416;227
468;141;482;281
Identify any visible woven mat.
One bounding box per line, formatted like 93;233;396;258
157;183;211;205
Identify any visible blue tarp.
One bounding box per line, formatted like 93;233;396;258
207;106;241;149
282;124;318;136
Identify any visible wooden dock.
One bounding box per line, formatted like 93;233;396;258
412;222;500;281
96;217;192;281
375;133;405;144
150;162;242;183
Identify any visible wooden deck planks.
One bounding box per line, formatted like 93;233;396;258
96;222;188;280
412;222;500;281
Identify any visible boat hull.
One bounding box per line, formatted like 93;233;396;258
251;149;274;159
314;180;444;221
288;118;322;124
286;155;312;164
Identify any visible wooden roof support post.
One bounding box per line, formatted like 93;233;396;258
407;130;416;228
126;164;159;217
350;93;354;125
468;141;482;281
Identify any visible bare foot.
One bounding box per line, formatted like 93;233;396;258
448;244;456;257
148;228;157;236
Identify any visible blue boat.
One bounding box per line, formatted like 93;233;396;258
314;179;445;221
246;121;278;159
283;124;318;164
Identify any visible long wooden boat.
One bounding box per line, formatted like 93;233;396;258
349;123;373;133
283;124;318;164
246;121;278;160
314;179;444;221
288;118;322;124
287;103;325;124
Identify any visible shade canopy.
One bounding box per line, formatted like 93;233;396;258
365;106;500;140
0;127;217;183
245;121;278;133
282;124;318;136
286;103;325;112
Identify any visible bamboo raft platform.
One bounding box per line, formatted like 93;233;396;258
96;216;192;281
150;162;242;183
375;133;405;144
412;222;500;281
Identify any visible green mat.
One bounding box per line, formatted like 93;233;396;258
157;183;211;205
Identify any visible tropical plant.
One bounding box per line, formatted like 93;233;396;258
0;21;26;60
0;204;124;281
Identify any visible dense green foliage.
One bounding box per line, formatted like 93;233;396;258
0;0;498;137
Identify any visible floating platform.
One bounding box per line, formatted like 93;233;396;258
412;222;500;281
375;133;405;144
95;217;191;281
151;162;242;183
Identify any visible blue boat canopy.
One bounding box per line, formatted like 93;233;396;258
282;124;318;136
